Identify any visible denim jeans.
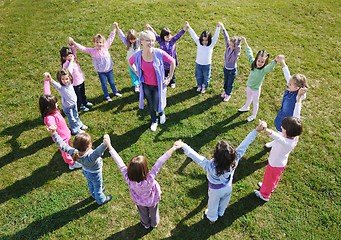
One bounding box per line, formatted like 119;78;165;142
97;70;117;98
206;184;233;222
195;63;211;88
82;169;106;205
128;66;139;87
73;82;88;109
62;104;83;135
223;67;237;95
143;83;162;123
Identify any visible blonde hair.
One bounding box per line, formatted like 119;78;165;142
139;30;155;42
291;74;308;88
93;33;106;43
72;132;92;161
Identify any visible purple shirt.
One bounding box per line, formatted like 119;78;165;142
222;28;241;69
109;148;171;207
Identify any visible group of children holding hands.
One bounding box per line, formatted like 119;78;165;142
39;20;308;227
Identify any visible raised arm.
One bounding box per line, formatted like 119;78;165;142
43;72;52;95
186;21;200;45
210;23;221;46
106;23;117;48
48;125;76;156
115;22;128;46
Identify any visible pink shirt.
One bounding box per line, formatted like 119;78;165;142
63;45;85;86
44;111;71;142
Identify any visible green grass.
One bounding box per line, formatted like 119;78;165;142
0;0;340;239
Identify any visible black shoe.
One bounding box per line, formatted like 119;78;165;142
100;194;112;205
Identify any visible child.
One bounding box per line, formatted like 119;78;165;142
60;42;93;112
254;88;305;202
220;23;241;102
69;23;122;102
39;94;82;170
186;21;221;94
48;125;112;206
146;22;188;88
265;55;308;148
174;122;265;223
44;71;88;135
238;36;279;122
104;135;181;228
115;23;141;92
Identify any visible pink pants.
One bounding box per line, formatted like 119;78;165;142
59;139;74;166
245;87;261;116
260;163;286;199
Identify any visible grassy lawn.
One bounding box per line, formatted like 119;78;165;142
0;0;340;239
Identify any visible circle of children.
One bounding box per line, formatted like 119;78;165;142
39;20;308;227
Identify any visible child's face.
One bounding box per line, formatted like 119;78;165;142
61;74;71;85
94;39;104;50
164;34;172;42
256;57;267;68
202;37;209;46
287;79;300;92
129;38;136;44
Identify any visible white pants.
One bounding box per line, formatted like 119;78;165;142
206;184;232;222
244;86;261;116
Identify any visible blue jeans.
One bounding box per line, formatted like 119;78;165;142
195;63;211;88
98;70;117;98
63;104;83;135
82;169;106;205
143;83;163;123
207;184;233;222
223;67;237;95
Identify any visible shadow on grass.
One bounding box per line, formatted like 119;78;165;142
0;117;52;168
5;196;98;240
0;151;69;204
105;222;153;240
164;192;265;240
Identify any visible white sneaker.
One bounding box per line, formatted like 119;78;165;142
81;125;88;130
223;95;231;102
254;190;269;202
150;122;158;131
221;92;226;98
114;92;122;97
238;105;250;112
134;86;140;92
69;161;82;170
196;86;202;92
247;115;256;122
170;83;176;88
258;182;274;193
160;114;166;124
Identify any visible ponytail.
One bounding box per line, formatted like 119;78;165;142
73;149;80;162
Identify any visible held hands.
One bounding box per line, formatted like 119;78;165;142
47;125;57;134
163;77;171;86
68;37;74;45
145;24;153;31
113;22;118;30
256;120;267;132
43;72;52;82
297;87;308;102
217;22;223;28
174;140;185;148
275;55;285;64
103;134;113;149
185;21;190;28
240;36;246;43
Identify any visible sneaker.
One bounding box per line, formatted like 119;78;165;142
160;114;166;124
134;86;140;92
151;225;158;228
264;141;274;148
201;87;206;94
203;209;215;224
238;105;250;112
196;86;202;92
114;92;122;97
81;125;88;130
223;95;231;102
257;182;275;193
141;223;150;229
221;91;226;98
106;97;112;102
69;161;82;170
254;190;269;202
150;122;158;132
100;194;112;205
170;83;176;88
86;102;93;107
80;106;90;112
247;115;256;122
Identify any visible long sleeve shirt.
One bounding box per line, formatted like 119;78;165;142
63;45;85;86
245;47;277;90
50;80;77;108
44;111;71;142
73;30;116;73
118;29;141;60
188;26;220;65
52;132;107;173
181;130;258;186
222;28;241;69
109;148;171;207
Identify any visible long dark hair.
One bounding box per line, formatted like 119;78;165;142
199;30;212;46
251;50;269;70
160;27;171;41
39;94;58;118
213;141;237;176
59;47;73;67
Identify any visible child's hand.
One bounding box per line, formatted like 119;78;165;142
185;21;190;28
145;24;152;31
67;54;75;62
276;54;285;63
217;22;223;28
113;22;118;29
240;36;246;42
163;77;171;86
43;72;52;82
103;134;111;147
47;125;57;134
298;87;307;97
183;22;189;30
256;120;267;132
174;140;185;148
68;37;74;45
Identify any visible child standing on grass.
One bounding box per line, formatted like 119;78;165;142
173;122;265;223
69;23;122;102
265;55;308;148
115;22;141;93
39;94;82;170
186;21;221;94
48;125;112;206
220;23;241;102
238;36;279;122
104;135;181;229
60;41;93;112
254;88;305;202
44;71;88;135
146;22;188;88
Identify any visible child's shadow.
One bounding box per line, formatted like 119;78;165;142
105;222;152;240
0;117;51;168
6;196;98;239
0;151;68;204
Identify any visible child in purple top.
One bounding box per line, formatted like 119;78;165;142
220;23;241;102
146;23;188;88
104;135;181;229
69;23;122;102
